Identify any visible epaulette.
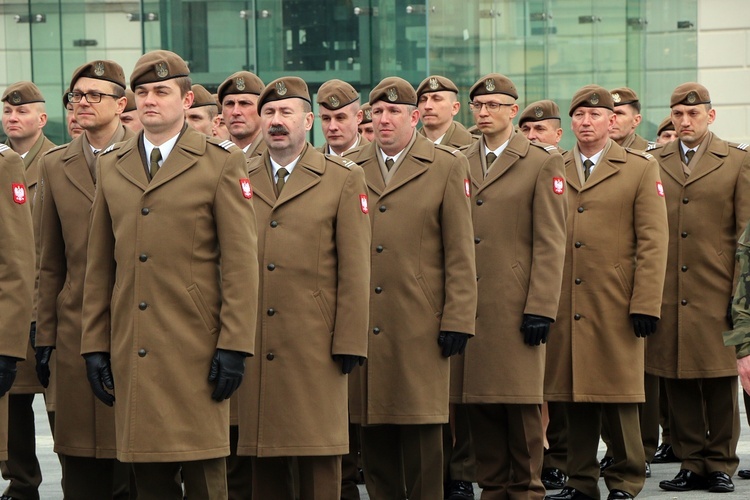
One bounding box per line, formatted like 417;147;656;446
434;143;460;156
326;155;354;170
100;144;118;155
734;142;749;151
530;142;558;154
0;144;10;155
207;137;238;151
646;142;659;152
624;147;654;160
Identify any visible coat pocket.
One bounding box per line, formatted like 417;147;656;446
511;262;530;295
313;290;335;334
187;283;219;335
614;263;633;297
416;273;441;318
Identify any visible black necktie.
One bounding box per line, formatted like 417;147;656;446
149;148;162;180
276;167;289;194
385;158;394;171
583;159;594;181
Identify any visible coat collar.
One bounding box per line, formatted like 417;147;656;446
657;132;725;186
60;135;96;201
564;139;625;192
466;132;530;193
248;142;325;209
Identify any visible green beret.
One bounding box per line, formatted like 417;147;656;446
519;100;560;126
670;82;711;107
124;89;137;112
317;79;359;110
469;73;518;100
369;77;417;106
70;60;126;90
257;77;311;111
2;81;45;105
416;75;458;98
360;103;372;124
217;71;265;102
610;87;639;107
569;84;614;116
657;116;675;136
190;84;217;109
130;50;189;90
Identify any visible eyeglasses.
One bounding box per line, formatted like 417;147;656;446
68;91;120;104
468;101;514;113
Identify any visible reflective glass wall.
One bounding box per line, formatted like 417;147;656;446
1;0;697;148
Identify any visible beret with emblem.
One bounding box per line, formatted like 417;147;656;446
317;79;359;110
469;73;518;100
190;84;217;109
657;116;675;136
124;89;137;112
416;75;459;98
670;82;711;108
70;60;126;91
518;100;560;126
360;103;372;124
610;87;639;107
569;84;614;116
217;71;265;103
129;50;190;90
257;77;311;111
369;77;417;106
2;81;45;105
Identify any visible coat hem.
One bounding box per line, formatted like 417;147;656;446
237;445;349;457
645;367;738;379
54;444;117;459
116;446;230;463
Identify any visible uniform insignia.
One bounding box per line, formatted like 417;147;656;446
359;194;369;214
553;177;565;195
386;87;398;102
236;77;245;91
12;183;26;204
239;178;253;199
10;91;21;104
155;62;169;78
737;143;749;151
534;106;544;118
429;78;439;90
656;181;665;197
276;81;287;96
644;153;653;160
94;61;105;77
485;78;495;91
341;159;355;169
543;145;556;152
464;179;471;197
612;92;621;103
0;144;9;154
218;140;235;151
329;95;340;108
101;144;116;155
590;93;600;105
363;108;372;121
687;91;697;104
646;142;658;151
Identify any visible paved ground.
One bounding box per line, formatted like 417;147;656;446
3;395;750;498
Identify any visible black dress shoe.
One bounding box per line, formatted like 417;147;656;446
599;456;614;476
652;442;680;463
545;486;595;500
738;468;750;479
645;461;651;478
607;490;633;500
659;469;708;491
707;471;735;493
542;467;568;490
446;480;474;500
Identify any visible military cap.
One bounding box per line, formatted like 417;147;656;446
217;71;265;102
670;82;711;108
2;81;45;105
317;79;359;110
469;73;518;100
610;87;639;107
257;77;311;111
129;50;189;90
360;103;372;124
190;84;217;109
124;89;137;112
518;100;560;126
369;77;417;106
657;116;675;136
568;84;614;116
70;60;126;90
416;75;458;98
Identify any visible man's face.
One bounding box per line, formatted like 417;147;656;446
213;115;230;140
222;93;261;142
186;106;218;136
319;101;362;153
358;123;374;142
520;119;562;146
471;94;518;137
610;104;641;142
119;110;143;133
66;104;84;139
2;102;47;145
671;104;715;148
657;130;678;145
418;91;459;130
372;101;419;154
260;98;313;155
72;77;126;132
571;107;615;148
135;80;192;135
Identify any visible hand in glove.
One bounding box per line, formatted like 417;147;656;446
35;345;54;388
333;354;365;375
83;352;115;406
0;355;18;398
208;349;247;402
631;314;659;338
437;331;470;357
520;314;553;346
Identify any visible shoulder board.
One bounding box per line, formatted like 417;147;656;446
624;147;653;160
46;144;68;154
325;155;355;170
529;142;558;154
100;144;118;155
0;144;10;155
734;142;749;151
207;137;238;151
646;142;659;151
434;143;460;156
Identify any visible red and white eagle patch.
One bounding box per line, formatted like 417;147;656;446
360;194;369;214
553;177;565;195
12;183;26;204
239;178;253;199
464;179;471;197
656;181;665;197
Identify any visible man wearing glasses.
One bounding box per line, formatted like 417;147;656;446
35;60;134;498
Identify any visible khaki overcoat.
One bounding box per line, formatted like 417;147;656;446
344;133;477;425
451;133;567;404
419;121;476;149
646;134;750;379
544;140;669;403
80;127;259;462
236;144;370;457
620;132;650;151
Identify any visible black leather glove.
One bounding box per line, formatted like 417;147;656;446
333;354;365;374
437;331;470;357
520;314;553;346
728;297;734;329
208;349;247;401
35;346;54;388
631;314;659;338
29;321;36;349
0;355;18;398
83;352;115;406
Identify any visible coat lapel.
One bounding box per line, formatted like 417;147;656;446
380;135;431;197
113;136;149;191
465;143;483;189
347;142;385;196
684;134;725;185
563;153;582;193
477;133;527;193
61;137;96;202
270;143;323;210
247;157;275;207
578;142;624;191
145;128;203;193
656;140;686;186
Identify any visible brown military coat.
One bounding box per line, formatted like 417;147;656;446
80;127;259;462
620;132;650;151
35;127;133;457
236;144;370;457
419;121;477;149
344;133;477;425
544;140;669;403
0;146;35;460
316;133;369;155
451;133;567;404
646;133;750;379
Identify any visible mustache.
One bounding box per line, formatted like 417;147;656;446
268;125;289;135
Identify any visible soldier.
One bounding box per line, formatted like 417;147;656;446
544;85;669;500
609;87;650;150
0;80;56;500
185;84;220;137
218;71;266;158
316;79;368;155
656;116;677;145
119;89;142;133
646;83;750;494
519;100;564;149
344;77;477;500
358;103;374;143
79;50;259;498
233;76;370;499
416;75;475;148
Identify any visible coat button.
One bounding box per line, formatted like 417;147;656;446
138;348;147;357
681;299;688;305
575;278;582;285
474;237;481;244
373;327;380;335
267;263;275;271
267;308;275;316
139;302;147;310
139;254;148;262
682;197;689;204
379;205;386;213
376;245;383;253
266;353;275;360
681;231;688;238
141;207;150;215
270;220;278;228
681;265;688;272
575;242;582;248
375;286;382;294
476;199;483;206
577;207;584;213
574;314;581;320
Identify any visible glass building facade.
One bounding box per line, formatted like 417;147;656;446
1;0;697;149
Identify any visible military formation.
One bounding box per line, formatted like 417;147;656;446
1;48;750;500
